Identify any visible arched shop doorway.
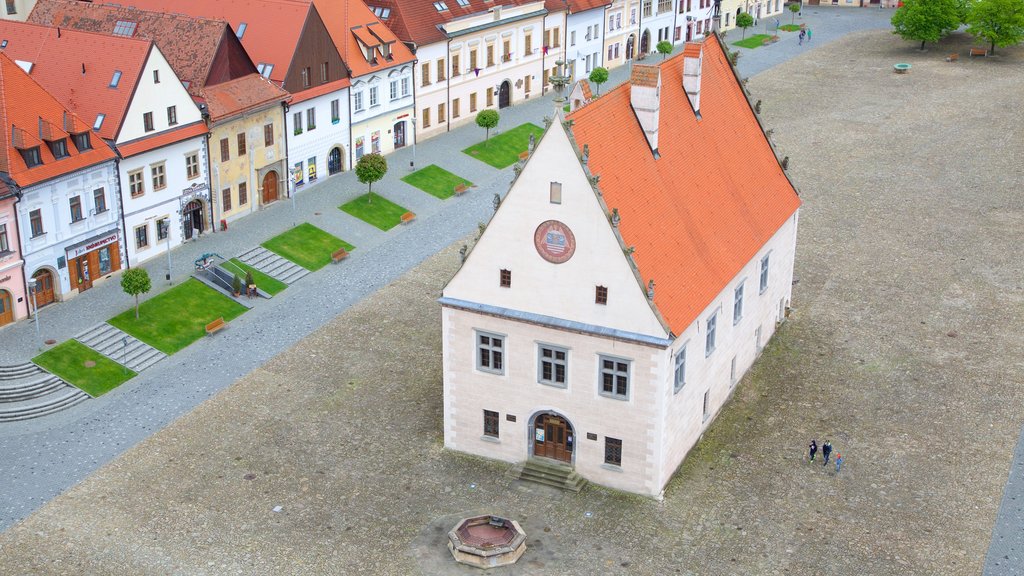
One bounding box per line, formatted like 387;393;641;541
31;268;55;307
183;200;204;240
328;147;344;175
0;289;12;326
531;412;575;464
262;170;279;204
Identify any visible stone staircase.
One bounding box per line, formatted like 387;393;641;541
236;247;309;284
74;323;166;373
0;362;89;422
518;458;588;492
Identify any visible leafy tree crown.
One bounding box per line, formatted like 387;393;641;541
355;153;388;185
656;40;673;55
588;67;609;85
120;268;151;297
737;12;754;28
475;109;500;130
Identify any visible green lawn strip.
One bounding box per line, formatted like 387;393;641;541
220;259;287;296
340;193;410;231
733;34;772;49
779;24;801;32
462;123;545;169
33;340;135;397
109;279;247;355
262;222;354;271
401;165;474;200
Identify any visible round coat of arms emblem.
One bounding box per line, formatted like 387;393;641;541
534;220;576;264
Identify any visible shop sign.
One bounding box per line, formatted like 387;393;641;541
66;231;118;259
0;275;11;284
181;181;210;204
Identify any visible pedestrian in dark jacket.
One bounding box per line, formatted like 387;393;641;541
822;441;833;465
808;440;818;463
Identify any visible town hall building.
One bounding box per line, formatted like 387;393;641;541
440;33;801;496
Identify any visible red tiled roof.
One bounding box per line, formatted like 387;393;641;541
629;64;659;87
289;77;352;104
200;73;289;121
578;79;593;100
568;34;801;334
115;121;207;158
543;0;610;15
0;21;150;142
314;0;415;77
0;53;116;187
373;0;543;46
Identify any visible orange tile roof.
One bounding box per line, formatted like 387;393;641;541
544;0;611;15
370;0;542;47
568;34;801;335
629;64;660;87
289;77;352;104
199;73;289;121
682;42;702;58
0;20;152;141
579;79;593;100
314;0;416;78
0;52;116;187
116;121;207;158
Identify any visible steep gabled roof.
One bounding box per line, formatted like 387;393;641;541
314;0;415;77
0;20;151;141
0;52;115;187
199;74;289;121
543;0;611;16
568;34;801;334
371;0;543;46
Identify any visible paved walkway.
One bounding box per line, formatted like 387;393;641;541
985;425;1024;575
0;9;894;532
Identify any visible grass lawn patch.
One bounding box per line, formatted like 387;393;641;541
340;193;410;231
462;123;544;169
779;24;801;32
733;34;771;49
33;340;135;397
109;279;247;355
262;223;354;271
221;259;287;296
401;165;473;200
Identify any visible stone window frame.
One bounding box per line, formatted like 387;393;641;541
483;409;499;438
673;343;687;393
598;354;631;401
475;330;506;375
537;343;569;388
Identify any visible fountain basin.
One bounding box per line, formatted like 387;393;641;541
447;515;527;568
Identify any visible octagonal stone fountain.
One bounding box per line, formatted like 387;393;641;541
447;515;527;568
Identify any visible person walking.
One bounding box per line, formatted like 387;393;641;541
835;453;843;474
821;441;833;466
807;28;813;42
798;29;806;46
808;439;818;463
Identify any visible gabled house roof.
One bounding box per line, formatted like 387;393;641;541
544;0;611;16
0;52;115;188
199;74;291;121
568;34;801;335
0;20;151;141
314;0;415;77
369;0;543;46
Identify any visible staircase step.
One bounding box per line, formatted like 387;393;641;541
0;376;63;402
0;387;89;422
74;322;118;345
237;246;266;261
0;363;43;380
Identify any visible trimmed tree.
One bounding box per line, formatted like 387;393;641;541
355;152;387;203
656;40;673;59
789;2;800;24
588;66;609;95
737;12;754;39
120;268;151;320
891;0;961;50
475;109;500;145
966;0;1024;54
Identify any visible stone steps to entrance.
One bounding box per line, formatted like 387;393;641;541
518;458;588;492
237;247;309;285
74;323;167;373
0;362;44;380
0;386;89;422
0;374;65;403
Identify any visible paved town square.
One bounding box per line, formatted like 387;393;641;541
0;24;1021;574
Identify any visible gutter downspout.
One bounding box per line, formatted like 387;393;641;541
282;101;292;202
446;37;452;133
9;189;32;318
112;146;130;270
672;0;678;45
601;5;608;66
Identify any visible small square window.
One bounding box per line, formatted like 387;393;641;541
499;269;511;287
143;112;154;132
538;344;568;387
595;285;607;305
483;410;499;437
549;182;561;204
476;331;505;375
604;437;622;466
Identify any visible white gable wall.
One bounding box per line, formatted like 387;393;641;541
116;47;202;144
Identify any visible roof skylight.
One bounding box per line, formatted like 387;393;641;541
236;23;247;39
433;1;448;11
109;70;122;88
112;20;137;37
456;0;469;6
371;6;391;18
260;64;274;78
93;114;105;130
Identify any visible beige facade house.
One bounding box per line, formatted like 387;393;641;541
440;35;801;497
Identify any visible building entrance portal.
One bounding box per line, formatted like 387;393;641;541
533;413;574;463
31;269;55;307
499;80;511;109
183;200;204;240
262;171;279;204
0;290;12;326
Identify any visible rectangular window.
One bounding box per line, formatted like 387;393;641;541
69;196;83;222
222;187;232;212
0;223;7;252
134;223;148;248
452;53;460;76
143;112;154;132
452;98;460;119
476;331;505;374
422;108;431;128
538;345;568;387
570;30;576;46
760;254;770;293
499;269;511;287
502;40;510;62
29;209;44;237
553;27;561;47
306;108;316;131
186;153;199;179
486;88;494;107
153;69;160;83
320;61;329;83
525;33;532;55
658;0;671;13
421;63;430;86
703;390;711;421
438;102;446;123
643;0;652;17
5;0;15;15
239;182;248;206
72;132;91;151
354;91;364;112
93;188;107;214
129;169;145;197
487;44;494;67
544;29;550;49
483;410;499;438
220;138;230;162
401;77;410;96
599;356;630;400
166;105;177;126
470;49;478;71
237;132;247;156
369;86;379;107
156;217;169;240
331;99;340;123
595;285;607;304
437;58;446;81
264;123;274;147
524;75;531;93
706;312;717;356
390;80;398;101
151;163;166;190
674;346;686;392
301;66;310;88
308;157;317;181
470;92;477;112
604;437;622;466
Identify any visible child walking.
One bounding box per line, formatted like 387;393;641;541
808;440;818;463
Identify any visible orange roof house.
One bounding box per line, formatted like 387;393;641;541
313;0;415;78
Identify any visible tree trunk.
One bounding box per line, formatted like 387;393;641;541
368;181;373;202
990;39;995;54
920;39;926;50
134;295;140;319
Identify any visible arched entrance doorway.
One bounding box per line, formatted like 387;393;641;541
393;121;406;149
31;268;55;308
0;289;12;326
640;29;650;55
625;34;635;60
262;170;279;204
498;80;511;109
183;200;204;240
531;412;575;464
328;147;344;175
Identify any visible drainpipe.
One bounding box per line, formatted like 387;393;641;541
672;0;678;45
112;149;130;270
9;188;32;318
601;5;608;66
446;37;452;133
282;100;295;225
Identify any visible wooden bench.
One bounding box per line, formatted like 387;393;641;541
205;317;227;335
453;183;469;196
331;248;349;264
518;151;530;161
400;211;416;224
970;48;987;57
945;53;958;62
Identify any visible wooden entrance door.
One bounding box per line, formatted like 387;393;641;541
498;81;511;109
393;121;406;149
32;269;55;307
262;171;279;204
0;290;12;326
328;147;343;175
533;414;573;463
76;255;93;291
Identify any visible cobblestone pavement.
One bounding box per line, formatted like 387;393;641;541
0;29;1021;575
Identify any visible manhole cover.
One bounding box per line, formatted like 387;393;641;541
44;339;57;345
83;360;96;368
243;473;257;481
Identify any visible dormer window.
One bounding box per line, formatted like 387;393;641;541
433;1;448;10
20;147;42;168
109;70;122;88
48;138;69;159
236;22;247;39
112;21;137;37
257;63;273;79
0;40;7;49
72;132;91;151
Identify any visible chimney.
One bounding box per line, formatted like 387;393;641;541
629;64;661;155
683;43;703;117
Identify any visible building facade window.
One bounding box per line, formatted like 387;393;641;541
705;312;717;356
499;269;511;287
538;344;568;387
220;138;230;162
452;98;460;119
237;132;247;156
734;283;744;324
703;390;711;421
156;217;169;240
222;187;232;212
421;62;430;86
167;105;177;126
760;254;770;293
129;169;144;197
143;111;154;132
476;331;505;374
595;285;607;304
437;58;446;81
438;103;446;123
238;182;248;206
151;163;166;191
134;223;148;249
390;80;398;101
331;99;340;123
301;66;310;87
29;209;44;237
320;61;329;83
354;92;364;112
72;132;91;151
69;196;83;222
264;123;274;146
483;409;499;437
93;188;107;213
5;0;15;15
306;108;316;131
0;223;8;252
487;44;495;67
674;346;686;392
186;153;199;179
22;146;42;167
401;77;410;96
604;437;622;466
452;54;461;76
599;356;630;400
470;92;477;112
49;139;68;159
369;86;379;107
422;108;431;128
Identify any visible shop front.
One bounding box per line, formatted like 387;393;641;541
66;229;121;292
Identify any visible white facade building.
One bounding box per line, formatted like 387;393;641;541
349;65;415;163
564;5;608;83
285;87;351;191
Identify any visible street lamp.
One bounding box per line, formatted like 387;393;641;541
410;116;417;171
159;219;171;284
29;280;41;349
